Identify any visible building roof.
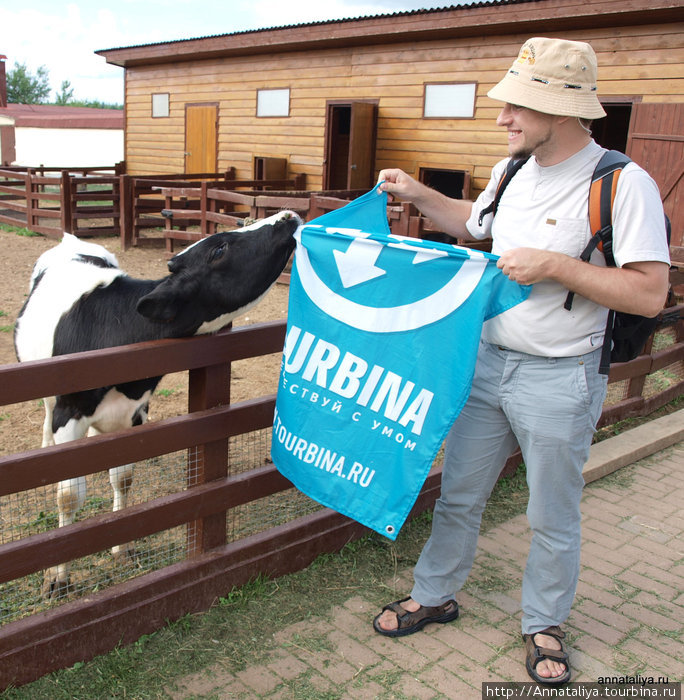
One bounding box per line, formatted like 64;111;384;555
96;0;681;68
0;103;123;129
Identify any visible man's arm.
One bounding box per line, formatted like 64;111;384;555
497;248;670;317
377;168;477;240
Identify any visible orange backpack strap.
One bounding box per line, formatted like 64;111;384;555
588;150;631;267
564;150;631;311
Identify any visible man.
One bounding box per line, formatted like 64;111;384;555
373;37;670;684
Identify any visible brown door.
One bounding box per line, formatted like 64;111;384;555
626;103;684;246
324;101;377;190
348;102;377;189
184;104;218;174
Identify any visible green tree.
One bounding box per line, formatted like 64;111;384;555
68;99;123;110
55;79;74;105
6;61;51;104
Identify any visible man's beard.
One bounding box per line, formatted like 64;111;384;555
510;127;554;161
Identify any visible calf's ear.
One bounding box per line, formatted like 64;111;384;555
136;293;177;322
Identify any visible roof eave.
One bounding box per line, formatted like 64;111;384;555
96;0;681;68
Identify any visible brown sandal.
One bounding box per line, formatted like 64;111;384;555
523;626;571;685
373;596;459;637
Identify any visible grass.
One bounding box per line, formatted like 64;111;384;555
593;395;683;443
0;222;41;237
0;311;12;333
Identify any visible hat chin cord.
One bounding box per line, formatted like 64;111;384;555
577;117;593;135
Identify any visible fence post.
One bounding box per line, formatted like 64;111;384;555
112;175;121;238
390;202;411;238
625;334;655;401
200;180;208;237
186;359;231;556
25;168;36;231
119;174;133;250
60;171;73;234
208;181;219;237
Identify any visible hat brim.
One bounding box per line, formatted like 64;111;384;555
488;73;607;120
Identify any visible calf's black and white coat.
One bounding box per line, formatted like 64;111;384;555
14;211;300;597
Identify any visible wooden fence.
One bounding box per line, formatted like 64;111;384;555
0;165;305;243
118;171;308;249
0;165;125;238
0;321;439;689
0;294;682;687
156;187;418;256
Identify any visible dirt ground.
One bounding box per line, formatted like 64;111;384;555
0;228;291;458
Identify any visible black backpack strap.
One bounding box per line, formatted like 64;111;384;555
599;310;615;375
478;156;530;226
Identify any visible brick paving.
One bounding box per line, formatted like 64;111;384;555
170;439;683;699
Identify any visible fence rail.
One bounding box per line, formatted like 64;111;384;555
0;165;307;244
0;165;125;238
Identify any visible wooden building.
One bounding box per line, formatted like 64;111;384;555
96;0;683;242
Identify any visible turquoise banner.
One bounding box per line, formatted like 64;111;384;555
272;187;530;539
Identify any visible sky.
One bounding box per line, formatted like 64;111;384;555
1;0;461;106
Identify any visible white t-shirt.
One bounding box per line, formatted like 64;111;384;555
465;141;671;357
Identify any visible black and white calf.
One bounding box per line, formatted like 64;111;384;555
14;210;300;598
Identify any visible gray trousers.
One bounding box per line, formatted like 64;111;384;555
411;341;608;634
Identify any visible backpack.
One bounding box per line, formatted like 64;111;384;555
479;150;671;375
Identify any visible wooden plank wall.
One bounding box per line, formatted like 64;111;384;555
627;103;684;246
123;23;684;195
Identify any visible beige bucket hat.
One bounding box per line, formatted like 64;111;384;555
488;37;606;119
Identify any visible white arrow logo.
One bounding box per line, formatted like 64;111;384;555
328;228;450;289
294;225;488;333
333;232;386;288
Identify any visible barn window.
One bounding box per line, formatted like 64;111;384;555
420;167;471;200
423;83;477;119
151;93;170;118
257;89;290;117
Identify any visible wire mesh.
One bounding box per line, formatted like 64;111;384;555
0;451;190;624
226;428;323;543
603;326;682;406
0;428;323;626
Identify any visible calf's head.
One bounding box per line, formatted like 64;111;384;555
137;210;300;334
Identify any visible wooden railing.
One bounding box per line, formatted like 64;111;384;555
158;188;411;252
0;165;307;244
0;320;445;689
0;165;124;238
117;168;301;249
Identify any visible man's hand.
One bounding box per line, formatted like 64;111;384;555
377;168;475;239
497;248;669;317
377;168;425;202
496;248;558;285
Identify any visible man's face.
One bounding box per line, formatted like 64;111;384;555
496;103;558;162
